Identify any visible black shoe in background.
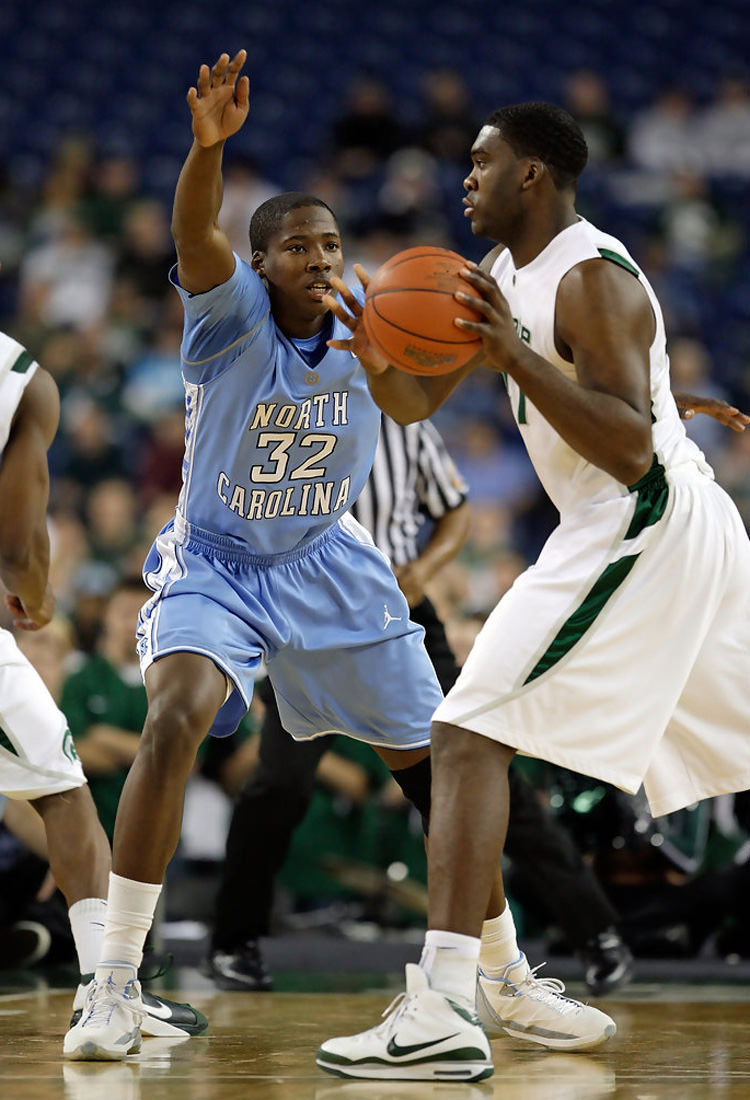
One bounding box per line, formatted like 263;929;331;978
0;921;52;970
579;928;633;995
204;939;273;991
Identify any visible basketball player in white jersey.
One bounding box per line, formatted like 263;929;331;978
318;102;750;1080
0;331;206;1044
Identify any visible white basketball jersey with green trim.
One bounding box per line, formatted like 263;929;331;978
490;217;712;516
0;333;39;454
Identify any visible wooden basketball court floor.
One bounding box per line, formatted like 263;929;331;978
3;974;750;1100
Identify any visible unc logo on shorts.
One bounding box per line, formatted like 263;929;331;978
62;727;79;764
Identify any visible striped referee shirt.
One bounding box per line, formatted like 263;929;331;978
350;415;469;567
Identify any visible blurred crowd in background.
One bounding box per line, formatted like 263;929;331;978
1;1;750;972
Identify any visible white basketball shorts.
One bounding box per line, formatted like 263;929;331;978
434;464;750;817
0;628;86;799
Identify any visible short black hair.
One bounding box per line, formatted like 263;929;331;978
249;192;337;252
484;102;588;190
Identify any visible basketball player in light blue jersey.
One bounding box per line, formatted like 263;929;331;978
64;50;447;1060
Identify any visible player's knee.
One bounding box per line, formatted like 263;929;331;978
143;691;216;758
431;719;513;773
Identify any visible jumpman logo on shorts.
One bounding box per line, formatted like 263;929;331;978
383;604;402;629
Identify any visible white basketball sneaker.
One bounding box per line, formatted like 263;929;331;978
476;953;616;1051
63;967;144;1061
317;963;493;1081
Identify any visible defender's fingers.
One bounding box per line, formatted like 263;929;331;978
329;276;361;314
211;53;231;86
235;75;250;107
353;263;371;290
196;64;211;96
225;49;248;86
322;294;356;330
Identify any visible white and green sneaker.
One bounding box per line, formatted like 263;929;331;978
317;963;493;1082
63;967;143;1061
476;953;616;1051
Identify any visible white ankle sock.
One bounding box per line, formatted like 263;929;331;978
479;904;528;978
419;929;480;1004
95;872;162;977
68;897;107;976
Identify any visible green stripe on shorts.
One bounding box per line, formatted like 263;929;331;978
524;554;639;684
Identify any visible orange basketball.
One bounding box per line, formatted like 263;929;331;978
362;246;483;376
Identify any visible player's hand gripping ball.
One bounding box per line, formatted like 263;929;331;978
362;246;482;376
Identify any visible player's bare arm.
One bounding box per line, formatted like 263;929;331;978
172;49;249;295
325;271;476;424
673;392;749;431
456;259;654;485
394;500;470;607
0;368;59;629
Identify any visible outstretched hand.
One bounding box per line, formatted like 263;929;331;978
187;50;250;148
323;268;391;375
675;392;750;432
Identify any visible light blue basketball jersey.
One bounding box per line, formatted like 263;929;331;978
170;256;379;557
139;257;442;745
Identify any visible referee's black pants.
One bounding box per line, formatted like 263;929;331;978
210;597;618;951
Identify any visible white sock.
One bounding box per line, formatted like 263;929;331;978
68;897;107;977
95;872;162;978
419;929;480;1004
479;904;528;977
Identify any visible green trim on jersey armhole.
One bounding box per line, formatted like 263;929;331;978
11;350;34;374
598;248;640;278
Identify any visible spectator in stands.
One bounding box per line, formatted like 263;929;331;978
115;198;175;316
668;337;734;465
218;153;279;263
374;147;451;241
562;68;626;167
60;577;149;841
416;67;480;165
18;209;115;330
697;74;750;178
657;171;744;282
328;74;407;181
628;86;698;175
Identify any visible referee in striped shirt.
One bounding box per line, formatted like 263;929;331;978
351;415;470;693
205;415;630;996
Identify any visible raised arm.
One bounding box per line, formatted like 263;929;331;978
0;368;59;629
172;50;250;295
394;501;471;607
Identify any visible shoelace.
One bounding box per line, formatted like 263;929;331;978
515;964;579;1015
82;978;138;1028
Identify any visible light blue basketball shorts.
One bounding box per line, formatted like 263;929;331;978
137;512;441;747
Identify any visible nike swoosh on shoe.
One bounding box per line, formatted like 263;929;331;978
386;1032;460;1057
